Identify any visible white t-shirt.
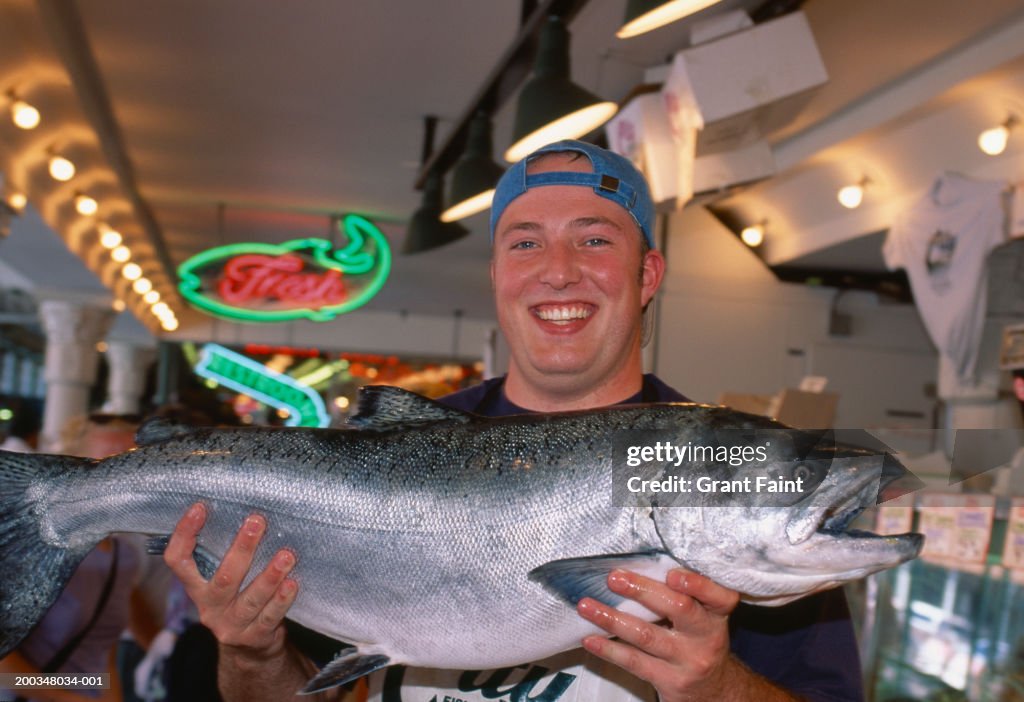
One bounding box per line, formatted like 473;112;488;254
883;172;1006;381
365;649;657;702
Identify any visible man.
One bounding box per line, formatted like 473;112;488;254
164;141;862;701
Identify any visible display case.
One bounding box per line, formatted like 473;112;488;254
861;505;1024;701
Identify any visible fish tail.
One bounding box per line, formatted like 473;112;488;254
0;449;95;658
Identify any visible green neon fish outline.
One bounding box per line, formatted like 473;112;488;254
177;214;391;323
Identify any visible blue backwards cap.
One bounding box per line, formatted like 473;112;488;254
489;140;656;249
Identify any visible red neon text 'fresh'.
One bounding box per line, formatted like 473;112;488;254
217;254;346;307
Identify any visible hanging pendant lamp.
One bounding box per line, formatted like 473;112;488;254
442;112;504;222
403;170;469;254
504;16;618;163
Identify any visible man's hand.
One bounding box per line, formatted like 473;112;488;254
163;502;298;658
165;504;347;701
577;569;798;702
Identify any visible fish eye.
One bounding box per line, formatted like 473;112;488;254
792;463;814;482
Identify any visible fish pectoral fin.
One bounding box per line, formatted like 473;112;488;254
528;550;671;608
348;385;473;430
145;535;220;580
301;650;390;694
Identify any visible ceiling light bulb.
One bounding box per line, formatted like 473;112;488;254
6;192;27;212
48;155;75;181
152;302;169;317
617;0;724;39
122;262;142;280
11;99;40;129
99;227;122;249
75;193;98;216
740;224;764;247
132;277;152;294
111;245;131;262
144;290;160;305
837;184;864;209
161;317;179;332
978;125;1010;156
112;299;126;312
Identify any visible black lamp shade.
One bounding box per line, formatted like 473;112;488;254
505;17;617;162
403;172;469;254
442;112;504;222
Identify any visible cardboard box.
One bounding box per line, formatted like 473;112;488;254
774;389;839;429
606;91;690;205
718;392;774;417
663;11;827;156
718;388;839;429
692;139;775;194
607;93;776;205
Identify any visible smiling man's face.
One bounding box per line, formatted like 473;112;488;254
491;152;664;410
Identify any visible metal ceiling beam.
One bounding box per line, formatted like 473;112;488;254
35;0;179;301
413;0;592;189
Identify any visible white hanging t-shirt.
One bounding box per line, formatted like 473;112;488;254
365;649;657;702
883;172;1006;381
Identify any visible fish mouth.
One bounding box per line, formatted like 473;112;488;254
788;458;923;559
817;484;872;536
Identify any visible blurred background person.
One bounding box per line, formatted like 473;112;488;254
0;414;160;702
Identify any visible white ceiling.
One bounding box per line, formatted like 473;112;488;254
2;0;1024;345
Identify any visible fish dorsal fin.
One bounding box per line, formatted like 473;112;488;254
348;386;471;430
135;417;197;446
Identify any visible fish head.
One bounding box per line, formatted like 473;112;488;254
644;422;923;606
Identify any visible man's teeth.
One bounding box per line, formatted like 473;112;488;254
536;306;591;322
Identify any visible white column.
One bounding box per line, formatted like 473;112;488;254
0;351;14;394
38;300;114;452
102;341;156;415
33;363;46;398
18;356;37;397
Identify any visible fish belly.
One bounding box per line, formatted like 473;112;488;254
40;461;655;670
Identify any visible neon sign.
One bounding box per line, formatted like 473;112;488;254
177;214;391;323
194;343;329;427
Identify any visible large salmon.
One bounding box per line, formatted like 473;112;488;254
0;386;922;693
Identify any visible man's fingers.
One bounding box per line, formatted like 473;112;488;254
251;577;299;636
231;549;296;628
163;503;207;588
581;631;669;686
577;597;677;661
605;569;708;629
666;569;739;618
207;514;267;606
